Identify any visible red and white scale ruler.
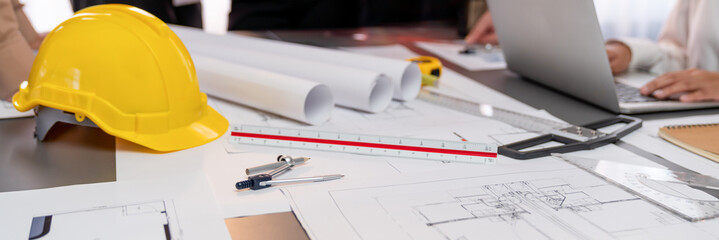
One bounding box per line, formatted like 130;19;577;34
229;125;497;164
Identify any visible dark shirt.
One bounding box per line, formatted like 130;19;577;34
72;0;203;28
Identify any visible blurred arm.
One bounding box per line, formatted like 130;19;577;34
12;0;41;49
0;0;34;100
614;0;714;75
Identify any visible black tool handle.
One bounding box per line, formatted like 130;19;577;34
235;174;273;190
499;115;642;160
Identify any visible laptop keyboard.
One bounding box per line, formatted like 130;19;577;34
615;82;661;103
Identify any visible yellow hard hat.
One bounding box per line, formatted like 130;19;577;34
12;4;228;152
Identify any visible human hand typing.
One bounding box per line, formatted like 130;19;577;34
641;69;719;102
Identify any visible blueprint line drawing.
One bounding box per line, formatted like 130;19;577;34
406;179;640;239
292;167;716;240
28;200;183;240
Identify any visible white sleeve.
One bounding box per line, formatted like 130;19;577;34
615;37;686;75
612;1;690;75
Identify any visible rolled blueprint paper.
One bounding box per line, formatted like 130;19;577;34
172;25;421;101
185;42;393;113
193;55;334;125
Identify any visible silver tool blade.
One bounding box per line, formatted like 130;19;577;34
554;153;719;221
418;88;604;141
259;174;344;186
245;156;310;176
246;162;286;176
645;170;719;191
267;164;292;177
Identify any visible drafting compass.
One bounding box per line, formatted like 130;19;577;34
418;88;642;159
235;155;343;190
555;154;719;222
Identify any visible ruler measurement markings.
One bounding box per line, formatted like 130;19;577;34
231;125;498;163
231;132;496;158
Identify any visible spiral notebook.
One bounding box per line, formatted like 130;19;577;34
658;123;719;162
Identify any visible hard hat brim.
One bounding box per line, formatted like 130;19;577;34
14;88;228;152
123;105;228;152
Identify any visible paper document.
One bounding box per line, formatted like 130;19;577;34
194;55;334;125
187;45;393;113
194;44;563;218
0;173;230;239
341;45;421;60
203;85;560;217
0;100;33;119
622;114;719;179
200;140;411;218
283;159;719;239
171;25;421;101
415;41;506;71
205;83;579;218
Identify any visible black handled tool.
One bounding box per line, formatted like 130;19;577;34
418;88;642;159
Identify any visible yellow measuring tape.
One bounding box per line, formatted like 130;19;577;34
407;56;442;87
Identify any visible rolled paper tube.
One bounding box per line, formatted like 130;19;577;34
172;25;421;101
193;55;334;125
186;44;393;113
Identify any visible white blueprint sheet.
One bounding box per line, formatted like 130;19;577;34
277;46;719;239
206;97;551;218
193;44;681;219
622;114;719;179
191;45;557;217
0;100;33;119
0;173;230;239
415;41;507;71
283;159;719;240
117;85;540;218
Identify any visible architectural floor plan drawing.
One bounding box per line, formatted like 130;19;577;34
29;200;181;240
402;179;643;239
286;164;719;240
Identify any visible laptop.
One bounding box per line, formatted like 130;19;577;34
487;0;719;113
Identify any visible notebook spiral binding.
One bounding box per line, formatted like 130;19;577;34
665;123;719;129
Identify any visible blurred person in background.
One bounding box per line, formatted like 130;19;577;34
72;0;203;28
227;0;460;30
606;0;719;102
466;0;719;102
0;0;38;101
